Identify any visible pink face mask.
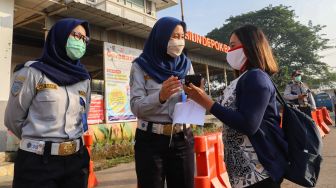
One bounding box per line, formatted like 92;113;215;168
226;45;247;70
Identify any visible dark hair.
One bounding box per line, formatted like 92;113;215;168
231;25;278;75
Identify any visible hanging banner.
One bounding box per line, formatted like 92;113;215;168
104;42;142;123
88;94;104;125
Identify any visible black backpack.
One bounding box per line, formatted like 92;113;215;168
273;82;323;187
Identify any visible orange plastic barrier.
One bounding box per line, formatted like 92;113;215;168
194;132;231;188
320;107;333;126
314;109;331;134
84;133;99;188
311;110;326;138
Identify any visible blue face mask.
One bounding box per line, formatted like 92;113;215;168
66;36;86;60
294;75;302;82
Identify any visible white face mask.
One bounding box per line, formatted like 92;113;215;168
167;39;185;58
226;46;247;70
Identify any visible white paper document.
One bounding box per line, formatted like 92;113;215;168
173;100;206;126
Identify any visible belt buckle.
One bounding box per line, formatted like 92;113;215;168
59;141;77;156
162;124;173;136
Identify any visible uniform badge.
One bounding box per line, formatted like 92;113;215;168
11;77;25;96
144;75;151;81
36;83;58;91
79;90;86;97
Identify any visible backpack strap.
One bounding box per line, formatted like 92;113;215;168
268;77;289;108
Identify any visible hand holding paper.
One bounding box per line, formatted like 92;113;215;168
173;99;206;126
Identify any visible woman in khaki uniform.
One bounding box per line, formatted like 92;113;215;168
5;18;91;188
130;17;194;188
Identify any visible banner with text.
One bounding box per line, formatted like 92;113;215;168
104;42;142;123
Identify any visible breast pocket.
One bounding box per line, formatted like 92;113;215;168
35;91;58;121
144;79;161;95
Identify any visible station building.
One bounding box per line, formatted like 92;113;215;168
0;0;232;151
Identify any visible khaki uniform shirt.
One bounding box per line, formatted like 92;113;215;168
5;62;91;142
129;62;193;123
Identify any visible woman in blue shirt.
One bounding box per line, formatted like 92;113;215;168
184;25;288;188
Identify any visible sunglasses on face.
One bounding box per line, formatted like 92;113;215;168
70;31;90;45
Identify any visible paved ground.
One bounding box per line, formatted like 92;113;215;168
95;162;137;188
1;116;336;188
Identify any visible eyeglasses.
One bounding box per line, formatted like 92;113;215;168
70;31;90;45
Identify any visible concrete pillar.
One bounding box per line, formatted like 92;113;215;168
224;66;228;86
205;64;211;97
44;16;57;39
0;0;14;152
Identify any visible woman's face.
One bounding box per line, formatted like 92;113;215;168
166;25;185;58
229;33;242;49
66;25;88;60
170;25;184;40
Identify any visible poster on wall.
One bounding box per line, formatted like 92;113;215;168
104;42;142;123
88;94;104;125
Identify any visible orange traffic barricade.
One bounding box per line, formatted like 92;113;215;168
320;107;333;126
311;110;326;138
194;132;231;188
315;109;330;134
84;133;99;188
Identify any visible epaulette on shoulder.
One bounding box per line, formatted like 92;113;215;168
24;61;37;67
13;61;37;73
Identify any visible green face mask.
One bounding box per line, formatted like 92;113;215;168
66;36;86;60
294;75;302;82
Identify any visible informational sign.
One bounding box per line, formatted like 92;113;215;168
88;94;104;125
103;42;142;122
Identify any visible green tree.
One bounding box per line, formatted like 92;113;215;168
207;5;334;90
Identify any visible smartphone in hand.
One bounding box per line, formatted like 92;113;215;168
184;74;202;87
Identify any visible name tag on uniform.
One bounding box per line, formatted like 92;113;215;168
36;83;58;91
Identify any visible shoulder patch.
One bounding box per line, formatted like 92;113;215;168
11;75;26;96
36;83;58;91
11;80;24;96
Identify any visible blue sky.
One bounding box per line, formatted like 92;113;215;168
157;0;336;67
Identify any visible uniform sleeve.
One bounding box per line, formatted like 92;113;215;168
308;92;316;109
283;84;298;100
5;68;38;138
129;63;162;118
210;71;272;136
